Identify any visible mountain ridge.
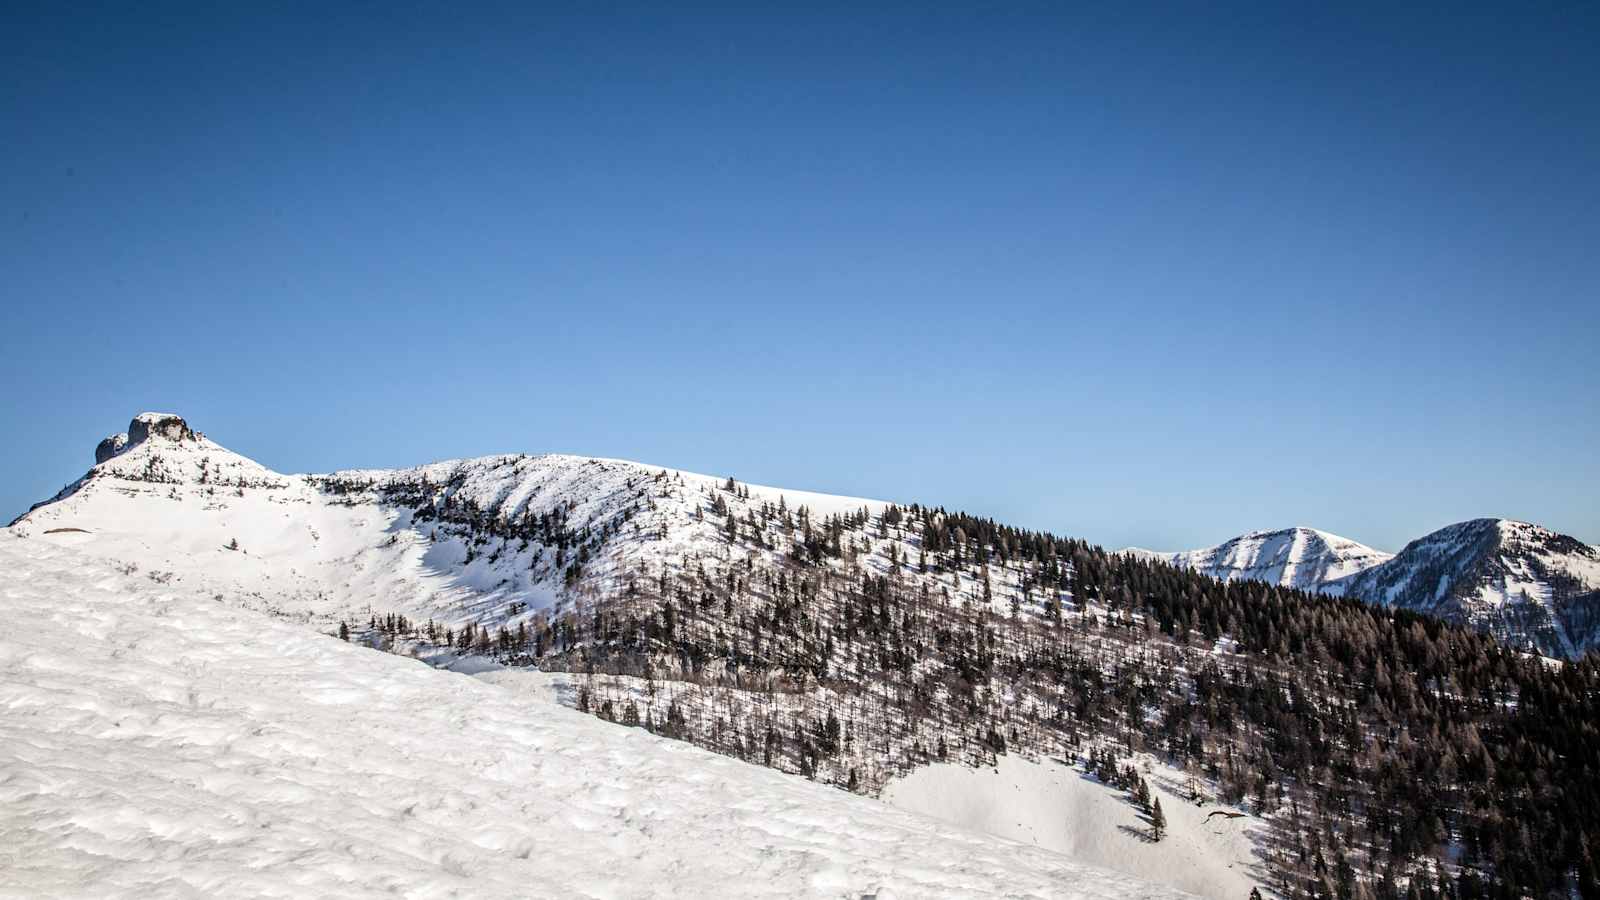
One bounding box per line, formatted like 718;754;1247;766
18;412;1600;659
1325;517;1600;658
1133;518;1600;659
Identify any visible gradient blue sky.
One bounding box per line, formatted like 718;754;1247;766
3;2;1597;551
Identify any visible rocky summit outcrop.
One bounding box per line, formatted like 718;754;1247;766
95;413;196;464
127;412;196;445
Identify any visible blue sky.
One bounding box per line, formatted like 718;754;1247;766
3;3;1597;550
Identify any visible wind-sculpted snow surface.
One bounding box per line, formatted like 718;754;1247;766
0;534;1194;900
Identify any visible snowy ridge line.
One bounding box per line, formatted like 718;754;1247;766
320;451;889;521
13;412;1600;661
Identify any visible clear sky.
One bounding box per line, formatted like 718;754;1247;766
3;3;1597;551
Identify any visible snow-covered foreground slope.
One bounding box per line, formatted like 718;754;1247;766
0;533;1194;900
1124;527;1391;592
883;756;1266;900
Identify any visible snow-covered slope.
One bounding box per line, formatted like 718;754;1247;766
1324;518;1600;659
1125;527;1392;592
9;411;1088;648
0;533;1193;899
883;755;1267;899
11;412;886;631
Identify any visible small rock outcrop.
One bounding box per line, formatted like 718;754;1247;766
94;433;129;464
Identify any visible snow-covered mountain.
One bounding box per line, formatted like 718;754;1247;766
12;411;883;629
1124;527;1392;592
1129;518;1600;659
11;411;1599;897
18;413;1600;667
19;414;1600;664
1324;518;1600;659
4;412;1221;898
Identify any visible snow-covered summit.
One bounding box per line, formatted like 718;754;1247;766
95;412;196;463
17;413;288;527
88;412;283;485
1126;526;1393;593
1325;518;1600;658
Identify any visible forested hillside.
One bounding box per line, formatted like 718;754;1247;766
345;471;1600;900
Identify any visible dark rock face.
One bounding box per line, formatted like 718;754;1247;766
94;434;128;464
127;413;195;445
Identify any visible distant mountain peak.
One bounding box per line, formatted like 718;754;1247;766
1326;518;1600;658
1127;526;1393;593
1126;519;1600;658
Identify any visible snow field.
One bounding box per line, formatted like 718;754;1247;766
882;754;1268;899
